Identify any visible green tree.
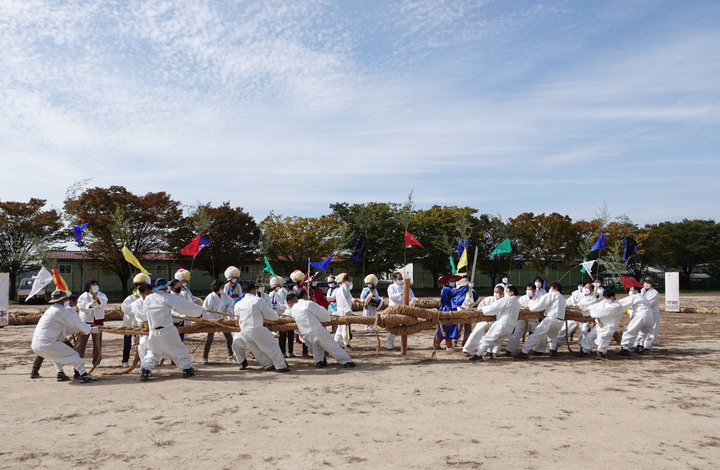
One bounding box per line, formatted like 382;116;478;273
508;212;578;278
64;186;185;297
0;198;63;300
472;214;511;288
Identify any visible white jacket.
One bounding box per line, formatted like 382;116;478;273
618;294;653;320
131;296;147;326
33;304;91;341
234;293;278;330
641;287;660;314
481;295;520;326
334;284;354;316
202;291;235;320
387;282;415;306
121;294;139;327
77;291;108;322
587;299;624;330
145;290;204;330
291;299;331;335
528;290;566;320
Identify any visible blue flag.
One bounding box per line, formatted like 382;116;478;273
590;231;605;251
622;237;638;264
74;222;89;246
309;253;334;271
457;237;469;258
350;235;367;262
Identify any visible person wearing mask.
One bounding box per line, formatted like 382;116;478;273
30;294;79;379
617;285;655;356
577;290;624;360
325;275;338;314
434;275;468;351
32;290;97;383
634;279;661;353
130;282;153;364
470;286;521;362
289;289;355;368
386;272;416;350
120;274;151;367
75;280;108;369
516;281;566;359
201;279;236;364
234;280;289;372
360;274;383;331
558;282;599;351
533;277;547;297
333;273;355;350
139;278;207;381
223;266;243;303
462;285;503;356
275;277;295;358
290;270;305;294
592;277;605;298
504;284;536;356
455;275;478;348
495;273;511;290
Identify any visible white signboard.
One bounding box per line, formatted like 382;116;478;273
0;273;8;327
665;272;680;313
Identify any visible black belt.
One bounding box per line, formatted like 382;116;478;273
154;326;164;330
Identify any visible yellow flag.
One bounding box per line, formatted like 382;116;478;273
457;247;468;271
122;244;151;275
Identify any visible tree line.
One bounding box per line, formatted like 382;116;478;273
1;186;719;299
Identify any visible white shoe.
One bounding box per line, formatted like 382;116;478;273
121;362;129;368
445;346;455;351
227;355;234;362
202;358;208;365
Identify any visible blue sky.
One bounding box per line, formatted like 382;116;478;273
1;0;718;225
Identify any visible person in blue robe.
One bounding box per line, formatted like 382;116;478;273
434;277;468;350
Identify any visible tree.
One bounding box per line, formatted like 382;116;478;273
64;186;185;297
174;202;260;279
472;214;511;287
643;219;720;289
508;212;578;278
259;212;345;276
0;199;63;300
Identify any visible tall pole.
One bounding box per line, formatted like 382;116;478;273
470;246;478;285
401;275;410;355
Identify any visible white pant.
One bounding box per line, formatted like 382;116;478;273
241;327;287;370
304;328;352;364
636;311;660;349
138;335;148;362
231;332;247;363
555;320;577;348
581;324;616;354
476;320;515;356
387;332;396;348
463;322;489;354
621;314;654;349
506;319;548;354
522;317;564;354
334;323;351;347
141;326;192;371
32;336;86;374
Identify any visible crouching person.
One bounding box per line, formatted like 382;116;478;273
578;290;624;360
140;278;206;381
288;290;355;369
31;290;98;383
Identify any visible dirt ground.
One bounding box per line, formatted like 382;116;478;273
1;296;719;469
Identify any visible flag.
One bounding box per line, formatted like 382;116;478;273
490;238;511;255
350;235;368;262
449;256;457;274
620;274;643;290
590;231;605;251
26;267;53;302
263;256;278;277
73;222;89;247
580;259;596;276
122;244;151;275
457;247;468;271
622;237;638;264
457;237;469;258
51;268;69;291
404;229;425;250
309;253;334;271
181;234;212;258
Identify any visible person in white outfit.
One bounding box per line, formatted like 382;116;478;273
288;289;355;368
634;279;660;352
120;274;151;367
516;281;566;359
139;278;206;381
386;272;416;350
75;280;108;368
577;290;624;359
555;282;596;349
235;281;290;372
31;290;98;383
130;283;153;364
462;286;503;356
533;277;547;297
617;285;655;356
470;286;521;361
202;279;236;363
360;274;383;331
495;273;511;290
505;284;537;356
333;273;355;350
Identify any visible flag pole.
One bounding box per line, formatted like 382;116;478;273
470;246;478;285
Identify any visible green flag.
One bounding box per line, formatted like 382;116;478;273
490;238;511;255
449;256;457;274
263;256;277;277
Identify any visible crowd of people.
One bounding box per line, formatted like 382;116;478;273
29;266;661;383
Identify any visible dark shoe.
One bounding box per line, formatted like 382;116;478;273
78;372;97;383
486;352;494;360
289;353;296;358
532;351;546;356
73;369;81;379
463;351;470;357
549;349;558;357
301;352;309;358
56;371;70;382
315;361;327;368
643;348;652;353
265;365;276;371
504;351;513;357
469;355;484;362
140;369;150;381
276;367;291;373
634;345;643;353
182;368;195;378
343;362;356;368
617;348;630;356
515;352;529;360
575;350;589;358
30;371;40;379
345;345;353;351
595;352;606;360
239;359;248;370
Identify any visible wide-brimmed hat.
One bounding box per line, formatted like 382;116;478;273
282;277;295;287
48;289;71;303
154;278;171;291
438;274;462;285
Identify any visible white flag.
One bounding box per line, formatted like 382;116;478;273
26;267;53;302
581;260;596;277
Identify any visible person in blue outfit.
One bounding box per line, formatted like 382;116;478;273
434;275;468;351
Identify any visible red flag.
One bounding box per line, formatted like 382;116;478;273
619;274;643;290
181;234;212;257
51;268;69;291
404;229;425;250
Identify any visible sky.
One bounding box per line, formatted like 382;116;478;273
1;0;719;226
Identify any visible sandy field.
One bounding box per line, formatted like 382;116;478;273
1;296;719;470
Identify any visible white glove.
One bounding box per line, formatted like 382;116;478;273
90;326;100;334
